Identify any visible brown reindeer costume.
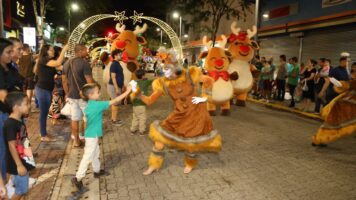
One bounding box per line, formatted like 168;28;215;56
140;49;221;175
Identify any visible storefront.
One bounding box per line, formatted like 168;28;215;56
258;0;356;65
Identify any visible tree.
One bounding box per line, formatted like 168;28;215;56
32;0;53;37
174;0;254;44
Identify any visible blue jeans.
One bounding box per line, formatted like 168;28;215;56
35;86;52;137
0;112;9;180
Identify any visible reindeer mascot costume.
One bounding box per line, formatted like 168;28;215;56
312;63;356;146
199;35;237;115
102;24;147;120
140;49;221;175
228;22;259;106
104;23;148;86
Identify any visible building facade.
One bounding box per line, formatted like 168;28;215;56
258;0;356;65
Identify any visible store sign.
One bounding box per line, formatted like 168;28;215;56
322;0;352;8
23;27;36;47
16;1;25;17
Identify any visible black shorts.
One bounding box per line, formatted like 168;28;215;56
23;77;35;90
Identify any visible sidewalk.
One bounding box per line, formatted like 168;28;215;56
247;97;322;121
25;112;71;200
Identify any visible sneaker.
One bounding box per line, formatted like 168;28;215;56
79;133;85;140
29;177;37;188
94;170;110;178
71;177;83;191
112;120;123;126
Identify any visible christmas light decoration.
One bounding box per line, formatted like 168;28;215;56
68;11;183;64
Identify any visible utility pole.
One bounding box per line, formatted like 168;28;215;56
0;0;4;37
68;6;71;36
254;0;260;42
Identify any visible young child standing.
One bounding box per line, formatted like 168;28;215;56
4;92;35;200
72;83;132;191
130;69;153;136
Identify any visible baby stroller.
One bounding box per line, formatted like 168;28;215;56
48;73;65;125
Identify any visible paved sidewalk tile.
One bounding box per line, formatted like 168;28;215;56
25;113;71;200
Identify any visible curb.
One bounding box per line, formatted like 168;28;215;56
247;98;323;121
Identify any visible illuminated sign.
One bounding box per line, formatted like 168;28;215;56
16;1;25;18
23;27;36;47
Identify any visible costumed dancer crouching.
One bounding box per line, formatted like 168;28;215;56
312;62;356;146
140;49;221;175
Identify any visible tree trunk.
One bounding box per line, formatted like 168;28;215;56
32;0;46;37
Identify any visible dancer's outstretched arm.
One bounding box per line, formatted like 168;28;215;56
141;91;163;106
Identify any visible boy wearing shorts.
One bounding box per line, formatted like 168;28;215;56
4;92;35;199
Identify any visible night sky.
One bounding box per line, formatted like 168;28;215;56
45;0;171;37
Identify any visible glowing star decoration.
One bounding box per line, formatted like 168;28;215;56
114;11;128;25
130;11;143;25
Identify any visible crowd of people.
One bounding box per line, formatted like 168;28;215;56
0;35;149;198
250;54;355;114
0;36;84;198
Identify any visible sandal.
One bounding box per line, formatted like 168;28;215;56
73;140;84;148
41;136;56;142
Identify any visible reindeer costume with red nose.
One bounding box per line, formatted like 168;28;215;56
105;23;148;85
228;22;260;106
199;35;237;116
140;49;221;175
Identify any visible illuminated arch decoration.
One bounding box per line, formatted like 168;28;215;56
130;11;183;64
68;11;183;65
67;11;128;56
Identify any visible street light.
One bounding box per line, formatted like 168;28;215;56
172;11;182;42
71;3;79;11
156;27;163;44
68;2;79;35
183;34;188;38
59;27;65;31
262;13;269;19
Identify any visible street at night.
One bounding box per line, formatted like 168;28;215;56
0;0;356;200
27;94;356;200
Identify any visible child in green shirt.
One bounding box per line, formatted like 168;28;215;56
72;82;132;192
130;69;153;136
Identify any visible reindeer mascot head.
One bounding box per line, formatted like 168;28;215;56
199;35;235;116
228;22;259;61
227;22;259;107
110;23;148;73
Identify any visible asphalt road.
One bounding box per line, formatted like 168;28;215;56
94;96;356;200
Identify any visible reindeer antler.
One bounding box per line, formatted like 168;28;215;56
217;35;227;48
230;21;241;35
133;23;148;35
116;24;126;33
202;36;213;50
247;25;257;39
